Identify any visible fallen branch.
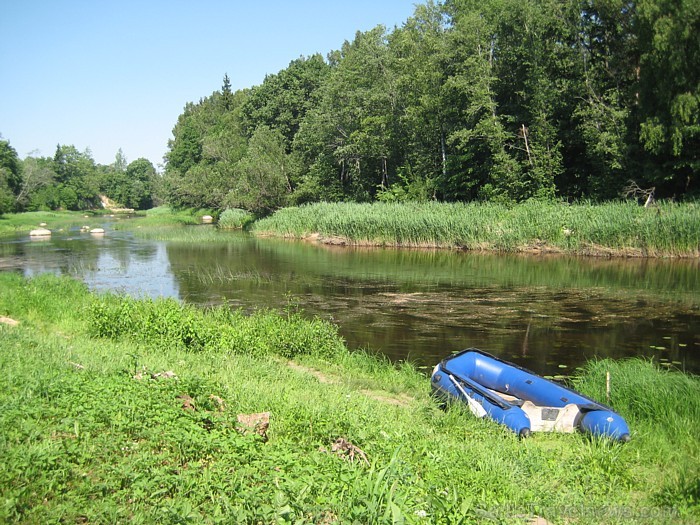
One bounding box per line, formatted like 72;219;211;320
622;180;655;207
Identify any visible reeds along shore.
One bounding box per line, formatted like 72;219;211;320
251;200;700;258
4;201;698;258
0;273;698;523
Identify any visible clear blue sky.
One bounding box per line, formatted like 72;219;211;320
0;1;418;168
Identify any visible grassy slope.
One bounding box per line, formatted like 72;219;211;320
0;274;698;524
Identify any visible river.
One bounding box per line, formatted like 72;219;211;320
2;221;698;376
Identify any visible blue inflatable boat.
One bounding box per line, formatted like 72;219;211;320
431;349;630;441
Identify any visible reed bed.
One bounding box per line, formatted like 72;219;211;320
251;201;700;257
218;207;255;229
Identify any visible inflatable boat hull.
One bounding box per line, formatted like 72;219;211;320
431;349;630;441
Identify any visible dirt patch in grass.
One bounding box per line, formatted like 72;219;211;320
0;316;19;326
358;389;414;407
286;361;335;384
286;361;414;407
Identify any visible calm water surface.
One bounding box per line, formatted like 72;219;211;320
2;222;698;376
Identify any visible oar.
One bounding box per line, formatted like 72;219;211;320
448;374;487;418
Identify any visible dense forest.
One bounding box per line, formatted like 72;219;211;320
1;0;697;216
0;141;157;214
162;0;698;214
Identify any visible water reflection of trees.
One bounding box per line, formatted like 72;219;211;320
166;234;700;304
162;235;700;374
14;234;102;277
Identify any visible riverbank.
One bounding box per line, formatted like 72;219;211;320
251;201;700;258
5;201;699;258
0;207;217;237
1;273;698;523
0;210;105;236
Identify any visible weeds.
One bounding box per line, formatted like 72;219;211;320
0;273;698;523
88;293;346;358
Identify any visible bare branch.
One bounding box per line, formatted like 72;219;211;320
622;180;655;207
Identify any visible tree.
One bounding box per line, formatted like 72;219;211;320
17;155;56;210
165;110;204;177
227;126;291;215
293;27;400;202
121;158;156;209
0;139;22;214
160;0;698;206
386;1;450;201
636;0;700;195
242;55;330;151
52;145;100;209
112;148;128;173
568;0;638;198
441;0;524;201
221;73;233;111
163;87;250;209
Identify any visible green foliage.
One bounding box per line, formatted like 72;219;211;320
159;0;699;211
226;125;291;215
0;141;159;213
0;273;698;523
218;207;255;229
241;54;330;150
0;139;22;214
162;86;249;210
52;145;100;210
16;156;55;211
100;155;157;210
636;0;700;190
88;293;345;359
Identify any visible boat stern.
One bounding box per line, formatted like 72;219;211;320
579;410;631;442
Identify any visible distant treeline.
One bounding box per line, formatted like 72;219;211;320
161;0;698;214
0;142;157;214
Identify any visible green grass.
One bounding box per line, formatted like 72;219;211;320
218;208;255;230
0;210;107;236
109;206;228;241
111;206;253;242
0;273;698;523
8;201;697;257
252;201;700;257
111;206;209;229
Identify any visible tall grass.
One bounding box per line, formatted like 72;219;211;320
574;358;700;511
252;201;700;257
1;273;698;523
218;207;255;229
88;293;345;358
